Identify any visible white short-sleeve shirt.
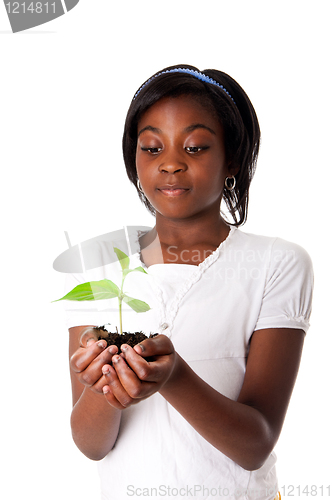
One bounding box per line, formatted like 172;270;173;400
63;227;313;500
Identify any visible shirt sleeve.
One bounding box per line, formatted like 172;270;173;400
255;238;314;333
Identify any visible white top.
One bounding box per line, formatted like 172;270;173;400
63;227;313;500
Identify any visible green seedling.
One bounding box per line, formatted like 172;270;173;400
54;247;150;335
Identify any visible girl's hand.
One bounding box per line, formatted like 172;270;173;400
101;334;176;409
70;327;118;395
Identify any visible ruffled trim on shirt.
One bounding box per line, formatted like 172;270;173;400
130;228;150;269
148;226;237;335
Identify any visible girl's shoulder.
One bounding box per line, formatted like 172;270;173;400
230;227;313;268
227;230;314;315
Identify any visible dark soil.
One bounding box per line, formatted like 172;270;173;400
94;325;157;353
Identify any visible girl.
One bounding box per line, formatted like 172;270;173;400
66;65;313;500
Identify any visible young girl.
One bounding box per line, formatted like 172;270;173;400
66;65;313;500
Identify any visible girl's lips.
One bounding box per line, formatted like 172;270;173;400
158;188;189;197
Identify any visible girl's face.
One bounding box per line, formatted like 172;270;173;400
136;95;232;222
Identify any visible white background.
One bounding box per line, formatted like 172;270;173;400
1;1;332;498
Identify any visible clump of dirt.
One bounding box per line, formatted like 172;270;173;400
94;325;157;353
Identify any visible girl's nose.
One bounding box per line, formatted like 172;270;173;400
158;152;188;174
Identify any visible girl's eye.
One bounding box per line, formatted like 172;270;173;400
185;146;208;154
141;147;162;154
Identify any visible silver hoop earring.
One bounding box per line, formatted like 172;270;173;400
224;175;236;191
137;179;144;193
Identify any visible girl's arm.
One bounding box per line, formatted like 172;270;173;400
69;326;122;461
102;328;304;471
160;327;304;471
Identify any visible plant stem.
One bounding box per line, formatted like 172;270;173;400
119;273;125;335
118;296;123;336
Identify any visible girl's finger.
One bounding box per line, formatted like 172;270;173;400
70;340;107;373
113;354;159;400
71;344;118;390
79;327;99;347
120;344;155;380
102;362;136;408
122;343;175;384
133;334;174;358
116;348;166;395
102;384;128;410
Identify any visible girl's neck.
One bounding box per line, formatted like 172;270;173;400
155;212;230;247
140;213;231;267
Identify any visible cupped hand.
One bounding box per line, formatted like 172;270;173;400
102;334;176;410
70;327;117;394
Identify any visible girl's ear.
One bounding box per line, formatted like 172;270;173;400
227;160;240;176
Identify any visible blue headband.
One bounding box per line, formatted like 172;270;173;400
133;68;235;103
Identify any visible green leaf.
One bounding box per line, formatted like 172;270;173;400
53;279;120;302
113;247;129;271
122;294;151;313
123;266;148;277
